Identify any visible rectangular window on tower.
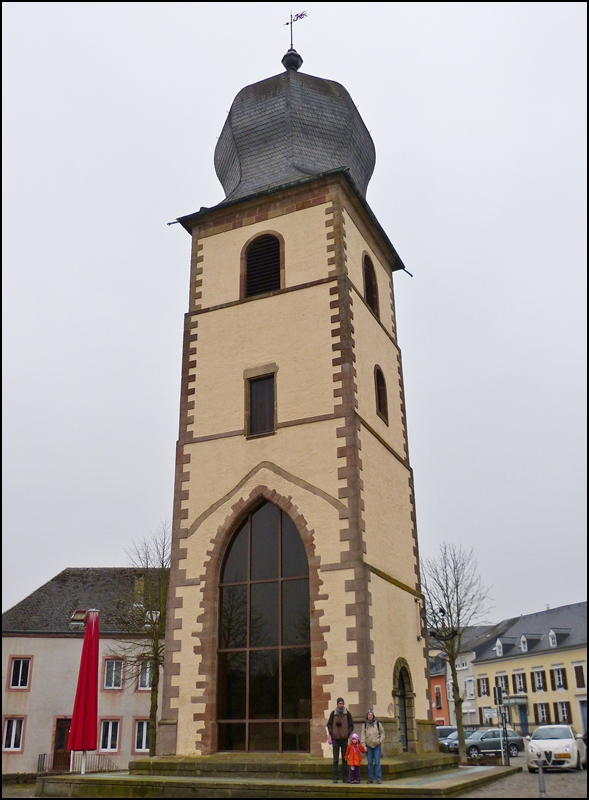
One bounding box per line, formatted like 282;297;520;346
247;375;275;436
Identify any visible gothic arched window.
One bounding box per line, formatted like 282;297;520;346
245;234;281;298
375;366;388;425
363;255;379;318
217;501;311;752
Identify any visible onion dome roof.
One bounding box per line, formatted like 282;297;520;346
214;50;376;202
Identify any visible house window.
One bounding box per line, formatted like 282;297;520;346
138;661;152;690
363;255;379;317
548;630;557;647
446;681;454;701
217;500;311;752
537;703;549;723
532;670;546;692
9;658;31;689
478;677;489;697
495;640;503;657
245;234;281;298
552;668;567;690
464;678;476;699
374;367;388;425
435;685;442;709
520;636;528;652
556;701;571;723
497;675;508;693
104;660;123;690
135;720;150;752
248;375;275;436
100;720;120;752
514;673;527;694
3;718;24;751
574;665;586;689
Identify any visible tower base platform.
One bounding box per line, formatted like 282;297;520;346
34;753;521;798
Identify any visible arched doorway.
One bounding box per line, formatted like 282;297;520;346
217;500;311;752
392;658;416;753
398;670;408;752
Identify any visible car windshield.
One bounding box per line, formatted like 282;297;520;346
531;726;572;741
446;732;459;741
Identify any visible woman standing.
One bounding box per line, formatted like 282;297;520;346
360;709;385;784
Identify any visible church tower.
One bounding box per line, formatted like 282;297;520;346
160;49;434;758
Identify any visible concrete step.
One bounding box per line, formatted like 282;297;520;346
35;765;521;798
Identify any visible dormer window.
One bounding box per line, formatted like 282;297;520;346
495;639;503;657
520;636;528;652
548;630;557;648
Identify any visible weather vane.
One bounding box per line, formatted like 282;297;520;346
285;10;308;50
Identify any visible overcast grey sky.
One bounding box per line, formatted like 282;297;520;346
3;2;586;619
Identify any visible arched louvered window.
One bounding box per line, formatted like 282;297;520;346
245;235;281;298
375;367;388;425
363;255;379;318
217;501;311;752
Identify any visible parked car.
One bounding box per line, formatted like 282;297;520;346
526;725;588;772
440;728;480;754
464;728;525;758
436;725;457;742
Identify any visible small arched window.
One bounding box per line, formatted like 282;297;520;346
375;367;388;425
245;234;281;298
363;255;379;318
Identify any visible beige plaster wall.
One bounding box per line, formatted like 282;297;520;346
2;636;158;775
342;208;393;336
188;283;336;439
198;202;333;308
352;299;405;458
360;431;417;587
369;578;430;721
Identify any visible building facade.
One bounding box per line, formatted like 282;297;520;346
472;603;587;735
159;50;434;758
2;568;162;775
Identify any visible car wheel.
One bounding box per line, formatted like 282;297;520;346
509;744;519;758
467;746;480;758
527;766;537;774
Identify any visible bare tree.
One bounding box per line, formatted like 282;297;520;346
108;521;171;757
421;542;492;762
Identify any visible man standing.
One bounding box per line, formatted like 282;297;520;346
327;697;354;783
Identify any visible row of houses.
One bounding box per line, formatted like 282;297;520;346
429;601;587;735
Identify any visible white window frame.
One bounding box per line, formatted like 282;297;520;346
3;718;24;751
498;674;508;692
515;673;525;693
9;658;31;689
135;719;150;752
104;659;123;690
100;720;120;752
538;703;549;723
138;661;152;690
495;640;503;657
446;680;454;700
480;677;490;696
533;671;544;691
555;668;565;690
465;678;476;699
557;702;569;722
520;636;528;652
548;630;557;647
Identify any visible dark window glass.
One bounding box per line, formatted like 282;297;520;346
250;583;279;647
375;368;388;424
363;255;379;317
251;502;279;579
249;723;279;751
217;501;311;751
281;513;309;577
218;652;247;719
282;580;310;645
282;649;312;719
282;722;310;751
249;650;279;719
249;376;275;436
220;585;248;649
10;659;29;688
246;235;281;298
222;522;248;583
218;723;246;751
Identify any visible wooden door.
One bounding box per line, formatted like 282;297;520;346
52;718;71;771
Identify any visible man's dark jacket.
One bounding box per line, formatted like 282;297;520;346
327;708;354;740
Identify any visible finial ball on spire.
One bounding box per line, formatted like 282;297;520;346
282;48;303;71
